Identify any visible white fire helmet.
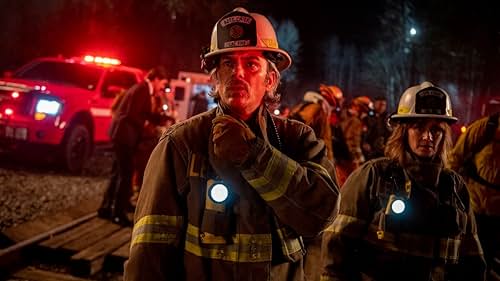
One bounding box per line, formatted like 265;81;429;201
201;7;292;73
391;81;458;123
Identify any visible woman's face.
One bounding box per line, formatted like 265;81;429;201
407;119;446;158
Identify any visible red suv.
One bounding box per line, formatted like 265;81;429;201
0;55;144;172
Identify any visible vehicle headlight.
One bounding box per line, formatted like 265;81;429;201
36;99;61;115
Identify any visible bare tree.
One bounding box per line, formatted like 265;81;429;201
320;35;361;98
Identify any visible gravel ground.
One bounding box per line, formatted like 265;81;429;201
0;148;113;231
0;148;125;280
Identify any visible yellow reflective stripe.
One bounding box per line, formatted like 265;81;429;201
131;233;177;246
365;225;462;260
130;215;183;248
275;227;303;255
324;214;367;234
184;224;272;263
320;275;335;281
248;148;298;201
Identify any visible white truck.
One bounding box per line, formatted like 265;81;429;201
168;71;216;121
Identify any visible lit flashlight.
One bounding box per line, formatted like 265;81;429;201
385;194;407;215
209;183;229;203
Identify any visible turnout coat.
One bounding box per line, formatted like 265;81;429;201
321;158;486;281
124;105;339;281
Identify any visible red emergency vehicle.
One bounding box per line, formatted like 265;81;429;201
0;55;144;172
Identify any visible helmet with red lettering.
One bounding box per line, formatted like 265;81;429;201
201;7;292;73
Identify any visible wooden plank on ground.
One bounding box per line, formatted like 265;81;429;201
3;199;99;243
106;240;130;271
12;266;90;281
39;217;108;249
63;221;121;252
71;227;131;276
111;240;130;259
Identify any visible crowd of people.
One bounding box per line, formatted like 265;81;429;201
93;6;498;281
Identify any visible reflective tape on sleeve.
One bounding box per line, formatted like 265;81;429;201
246;148;298;201
130;215;183;248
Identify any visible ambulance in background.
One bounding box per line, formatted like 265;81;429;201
168;71;216;121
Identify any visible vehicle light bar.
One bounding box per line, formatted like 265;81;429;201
83;55;121;66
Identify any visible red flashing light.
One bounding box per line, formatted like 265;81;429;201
83;55;121;66
11;92;20;99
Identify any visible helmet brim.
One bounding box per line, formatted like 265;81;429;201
391;114;458;124
204;47;292;72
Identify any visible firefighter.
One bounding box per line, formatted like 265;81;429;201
289;84;343;161
124;7;339;281
321;81;486;281
337;95;373;182
450;112;500;281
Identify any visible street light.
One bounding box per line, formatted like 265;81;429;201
409;27;417;36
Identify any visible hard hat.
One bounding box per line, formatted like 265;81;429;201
352;96;374;113
303;91;324;104
201;7;292;72
391;81;457;123
319;84;343;107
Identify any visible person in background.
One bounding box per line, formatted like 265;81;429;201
189;90;209;117
338;96;373;177
124;7;339;281
362;95;392;160
289;85;343;163
321;81;486;281
130;93;171;207
98;66;168;226
450;112;500;281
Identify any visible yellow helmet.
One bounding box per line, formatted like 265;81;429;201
201;7;292;72
391;81;457;123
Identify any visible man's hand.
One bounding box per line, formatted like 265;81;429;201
212;115;256;166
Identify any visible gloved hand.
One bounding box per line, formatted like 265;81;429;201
212;115;256;166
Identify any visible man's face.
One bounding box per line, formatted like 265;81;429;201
407;119;445;158
216;51;276;120
153;78;168;94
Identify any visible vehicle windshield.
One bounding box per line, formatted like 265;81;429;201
13;61;103;90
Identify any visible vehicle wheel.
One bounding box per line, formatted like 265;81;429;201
62;124;92;174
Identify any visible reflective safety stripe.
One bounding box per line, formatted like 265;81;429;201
247;148;298;201
320;275;335;281
324;214;368;235
130;215;183;248
275;227;304;256
184;224;272;263
365;225;462;261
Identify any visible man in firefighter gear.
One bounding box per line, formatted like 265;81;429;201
124;7;339;281
450;112;500;281
289;84;343;162
321;81;486;281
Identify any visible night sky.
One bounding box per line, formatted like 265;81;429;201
1;0;499;118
